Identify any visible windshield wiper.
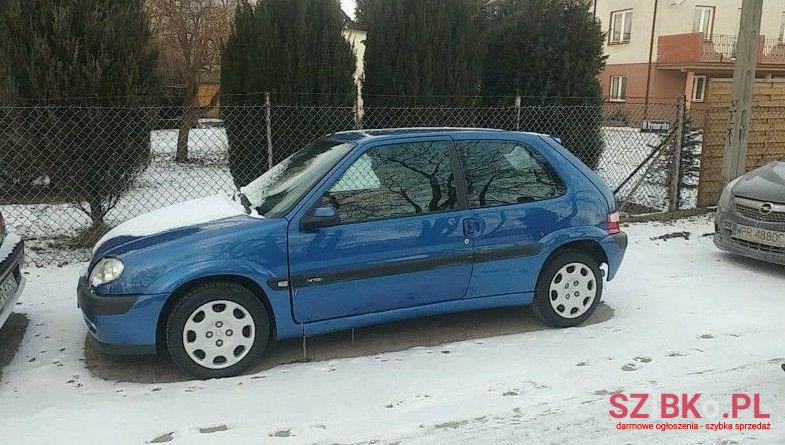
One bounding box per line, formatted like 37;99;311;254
236;192;252;214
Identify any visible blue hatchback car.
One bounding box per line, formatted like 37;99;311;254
78;129;627;378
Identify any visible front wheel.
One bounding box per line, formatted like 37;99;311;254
165;282;269;379
532;251;603;328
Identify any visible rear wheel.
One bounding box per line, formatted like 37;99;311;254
532;251;603;328
166;282;269;379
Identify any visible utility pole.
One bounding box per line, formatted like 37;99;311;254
722;0;763;185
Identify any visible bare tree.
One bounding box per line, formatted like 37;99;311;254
147;0;235;162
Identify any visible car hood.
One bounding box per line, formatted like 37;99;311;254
93;194;260;256
732;161;785;203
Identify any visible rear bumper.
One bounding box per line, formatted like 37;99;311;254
0;236;25;329
714;209;785;266
600;231;628;281
77;276;167;355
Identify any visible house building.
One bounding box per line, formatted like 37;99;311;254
592;0;785;109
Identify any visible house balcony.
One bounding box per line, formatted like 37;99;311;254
657;33;785;71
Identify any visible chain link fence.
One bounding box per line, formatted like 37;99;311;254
0;94;697;266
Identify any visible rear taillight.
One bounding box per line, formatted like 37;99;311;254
606;211;620;235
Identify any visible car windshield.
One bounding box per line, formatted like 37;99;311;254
240;139;355;218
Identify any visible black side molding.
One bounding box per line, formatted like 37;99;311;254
473;243;543;263
290;243;544;289
291;251;474;288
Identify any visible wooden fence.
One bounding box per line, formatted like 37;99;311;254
698;78;785;206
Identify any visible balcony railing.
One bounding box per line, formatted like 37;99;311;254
657;33;785;65
761;37;785;64
700;34;736;63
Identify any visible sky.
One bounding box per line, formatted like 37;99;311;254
341;0;357;20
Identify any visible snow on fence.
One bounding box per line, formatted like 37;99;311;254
0;98;695;265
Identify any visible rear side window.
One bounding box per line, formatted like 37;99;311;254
320;140;458;224
456;140;566;208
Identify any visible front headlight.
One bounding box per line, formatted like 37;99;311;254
718;177;740;212
89;258;124;286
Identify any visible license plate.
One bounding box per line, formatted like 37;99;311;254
732;224;785;248
0;273;19;310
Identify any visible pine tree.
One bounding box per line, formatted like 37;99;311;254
0;67;12;104
677;116;702;208
1;0;161;242
361;0;485;127
221;0;357;188
644;109;702;211
354;0;368;29
483;0;607;168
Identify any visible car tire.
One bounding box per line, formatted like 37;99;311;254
531;250;603;328
165;281;269;379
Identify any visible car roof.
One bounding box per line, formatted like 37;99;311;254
328;128;547;143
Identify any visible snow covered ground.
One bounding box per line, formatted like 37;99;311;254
0;216;783;444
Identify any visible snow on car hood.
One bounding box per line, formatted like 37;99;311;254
94;194;259;253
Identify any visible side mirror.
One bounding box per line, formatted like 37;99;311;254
300;205;339;231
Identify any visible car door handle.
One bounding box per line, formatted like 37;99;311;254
463;218;480;237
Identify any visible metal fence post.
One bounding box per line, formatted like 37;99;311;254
668;95;686;212
515;95;522;131
265;92;273;169
354;84;364;130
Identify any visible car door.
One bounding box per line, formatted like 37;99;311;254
454;137;574;298
287;137;474;323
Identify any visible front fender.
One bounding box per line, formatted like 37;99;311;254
145;258;300;340
146;258;277;295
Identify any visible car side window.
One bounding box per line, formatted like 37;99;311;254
456;140;566;208
319;140;458;224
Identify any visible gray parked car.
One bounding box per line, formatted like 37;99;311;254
0;211;25;329
714;159;785;265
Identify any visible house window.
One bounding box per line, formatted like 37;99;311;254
610;76;627;102
609;9;633;44
693;6;715;40
691;75;707;102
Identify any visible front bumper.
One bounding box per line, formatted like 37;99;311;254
714;209;785;266
600;231;628;281
77;276;168;355
0;236;25;329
